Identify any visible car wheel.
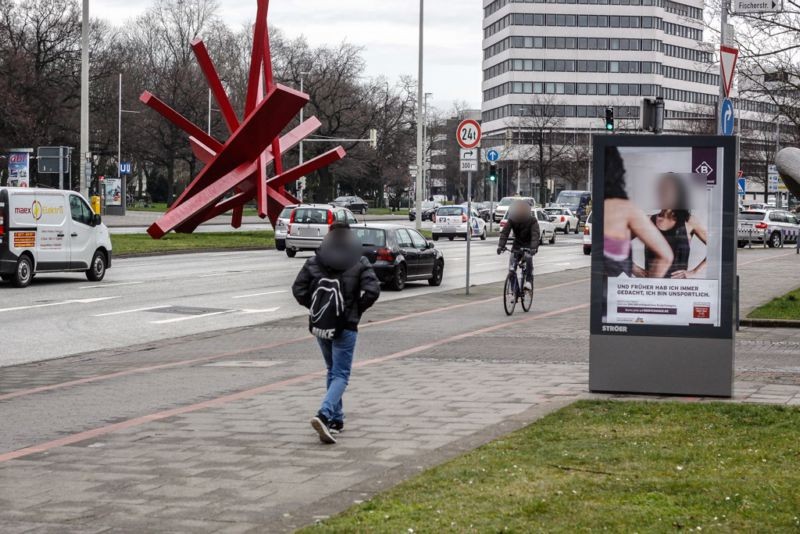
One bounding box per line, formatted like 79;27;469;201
574;224;581;235
583;245;591;256
276;239;286;252
564;223;570;234
768;231;782;248
480;230;487;241
428;260;444;287
286;249;297;258
738;241;747;248
549;232;556;245
86;251;107;282
13;255;34;288
432;235;439;241
390;263;407;291
448;237;455;241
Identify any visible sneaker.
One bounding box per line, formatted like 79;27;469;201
329;420;344;434
524;281;533;291
310;413;337;444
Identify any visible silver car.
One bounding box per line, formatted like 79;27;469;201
285;204;358;257
274;204;297;252
738;209;800;248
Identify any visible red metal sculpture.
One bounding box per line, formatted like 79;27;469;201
141;0;345;239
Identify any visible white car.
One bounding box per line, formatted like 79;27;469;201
583;211;593;255
738;209;800;248
285;204;358;257
1;187;112;287
432;205;487;241
545;207;580;234
493;196;535;222
499;207;556;245
274;204;297;251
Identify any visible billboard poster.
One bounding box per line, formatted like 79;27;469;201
104;177;122;207
8;152;31;187
589;136;737;396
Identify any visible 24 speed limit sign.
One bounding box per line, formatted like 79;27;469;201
457;119;482;150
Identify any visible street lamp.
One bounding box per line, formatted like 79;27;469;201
298;70;311;201
80;0;89;197
415;0;424;230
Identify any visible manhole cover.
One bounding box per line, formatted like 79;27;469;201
203;361;283;368
151;306;230;316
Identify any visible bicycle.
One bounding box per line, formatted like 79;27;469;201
500;247;534;315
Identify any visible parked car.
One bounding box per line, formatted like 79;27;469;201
544;207;580;234
432;205;487;241
274;204;297;251
738;209;800;248
583;211;593;255
285;204;358;257
408;201;440;222
499;207;556;245
494;196;535;222
352;224;444;291
331;196;368;214
1;187;112;287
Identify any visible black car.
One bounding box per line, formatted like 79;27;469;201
408;201;440;222
351;224;444;291
331;196;368;214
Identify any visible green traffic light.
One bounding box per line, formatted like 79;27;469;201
605;123;614;131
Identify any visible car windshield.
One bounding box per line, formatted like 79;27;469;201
555;191;586;209
438;207;464;216
352;228;386;247
740;212;765;221
498;198;515;207
279;207;294;219
293;208;329;224
545;208;564;214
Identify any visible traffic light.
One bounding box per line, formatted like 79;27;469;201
604;107;614;132
489;164;497;182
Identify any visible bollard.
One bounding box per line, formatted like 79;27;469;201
90;195;101;215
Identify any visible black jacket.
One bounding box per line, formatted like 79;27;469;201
292;233;381;332
498;215;541;252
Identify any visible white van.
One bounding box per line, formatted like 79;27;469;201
0;188;112;287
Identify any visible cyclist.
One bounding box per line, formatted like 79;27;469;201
497;200;540;290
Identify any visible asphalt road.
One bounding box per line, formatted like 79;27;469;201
0;233;590;367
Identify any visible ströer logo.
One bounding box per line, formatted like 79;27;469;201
603;325;628;333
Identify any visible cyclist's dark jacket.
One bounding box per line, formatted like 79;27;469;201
499;215;541;252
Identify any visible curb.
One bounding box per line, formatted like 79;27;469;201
740;318;800;329
115;246;270;259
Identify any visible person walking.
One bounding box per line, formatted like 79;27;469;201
292;222;380;444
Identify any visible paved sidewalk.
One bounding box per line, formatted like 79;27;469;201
1;253;799;532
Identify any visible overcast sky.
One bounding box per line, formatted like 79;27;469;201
92;0;484;111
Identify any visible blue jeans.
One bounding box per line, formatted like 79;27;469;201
316;330;357;423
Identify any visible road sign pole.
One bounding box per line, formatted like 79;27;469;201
718;4;727;135
466;170;472;296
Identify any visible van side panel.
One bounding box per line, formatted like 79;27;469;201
34;192;70;271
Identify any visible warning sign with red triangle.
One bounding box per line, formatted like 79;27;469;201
720;45;739;97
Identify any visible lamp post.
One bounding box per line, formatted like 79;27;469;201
80;0;89;197
298;71;311;201
415;0;424;230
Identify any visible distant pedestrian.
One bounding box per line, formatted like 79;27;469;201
292;222;380;444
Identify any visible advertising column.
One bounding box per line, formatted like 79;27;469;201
8;151;32;187
589;136;737;397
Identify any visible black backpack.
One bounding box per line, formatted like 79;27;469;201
308;272;346;340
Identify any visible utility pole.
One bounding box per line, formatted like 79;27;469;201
299;71;310;202
415;0;424;231
118;74;122;178
80;0;90;197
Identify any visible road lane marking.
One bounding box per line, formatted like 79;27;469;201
197;271;252;278
231;290;287;300
239;307;281;314
0;302;588;464
0;277;591;402
0;297;119;314
150;311;234;325
94;305;172;317
80;281;143;290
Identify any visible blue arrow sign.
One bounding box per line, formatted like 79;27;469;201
737;178;746;197
486;149;500;162
720;98;735;136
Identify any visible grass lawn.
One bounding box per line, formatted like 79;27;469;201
111;231;274;256
129;203;259;217
368;207;408;216
749;287;800;321
305;401;800;533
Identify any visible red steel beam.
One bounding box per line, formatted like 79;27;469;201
191;39;240;134
140;91;222;153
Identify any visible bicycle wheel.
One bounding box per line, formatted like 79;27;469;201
503;274;517;316
521;273;534;312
